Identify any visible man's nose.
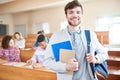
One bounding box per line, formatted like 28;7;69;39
73;12;78;17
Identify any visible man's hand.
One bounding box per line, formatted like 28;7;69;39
26;59;35;65
66;58;78;71
33;63;45;69
86;53;98;64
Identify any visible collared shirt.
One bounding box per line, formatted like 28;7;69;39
0;47;21;62
67;27;81;50
67;27;91;80
31;47;45;63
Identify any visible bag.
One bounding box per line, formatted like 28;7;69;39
85;30;109;80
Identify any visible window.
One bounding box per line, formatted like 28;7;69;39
15;24;26;37
42;23;50;34
60;20;68;30
96;16;120;45
96;17;110;31
110;17;120;44
34;22;50;34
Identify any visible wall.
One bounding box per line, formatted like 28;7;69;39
0;0;120;35
0;14;13;34
82;0;120;30
31;6;65;33
13;12;33;35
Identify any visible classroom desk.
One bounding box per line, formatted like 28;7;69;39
0;60;57;80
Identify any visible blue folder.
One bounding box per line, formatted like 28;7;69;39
51;41;72;61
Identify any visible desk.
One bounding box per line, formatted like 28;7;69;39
0;60;57;80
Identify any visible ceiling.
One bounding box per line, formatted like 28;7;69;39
0;0;96;14
0;0;15;4
0;0;95;4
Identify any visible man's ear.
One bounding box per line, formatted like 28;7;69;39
65;14;67;18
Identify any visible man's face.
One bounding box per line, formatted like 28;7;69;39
66;7;82;27
38;41;47;49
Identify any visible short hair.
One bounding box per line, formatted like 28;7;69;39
2;35;13;49
37;34;45;42
37;30;44;34
64;0;83;15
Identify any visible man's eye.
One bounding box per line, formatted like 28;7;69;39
69;11;73;14
77;11;80;14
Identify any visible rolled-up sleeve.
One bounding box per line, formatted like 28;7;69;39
90;31;109;63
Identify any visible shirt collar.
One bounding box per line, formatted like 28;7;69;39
67;27;81;35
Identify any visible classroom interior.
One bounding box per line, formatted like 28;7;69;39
0;0;120;80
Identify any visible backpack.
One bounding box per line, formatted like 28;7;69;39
85;30;109;79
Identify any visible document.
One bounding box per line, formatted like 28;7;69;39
60;49;75;75
3;62;26;67
60;49;75;63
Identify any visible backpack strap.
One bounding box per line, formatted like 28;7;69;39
85;30;91;53
85;30;96;78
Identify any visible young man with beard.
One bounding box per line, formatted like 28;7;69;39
43;0;108;80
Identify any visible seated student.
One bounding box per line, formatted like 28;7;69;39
33;30;49;50
13;32;25;49
0;35;21;62
27;34;47;68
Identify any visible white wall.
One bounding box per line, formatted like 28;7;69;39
0;0;120;35
82;0;120;30
0;14;13;34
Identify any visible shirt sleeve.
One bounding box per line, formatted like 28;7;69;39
0;49;4;57
90;31;109;63
43;33;67;72
34;42;39;47
14;47;21;62
31;50;37;61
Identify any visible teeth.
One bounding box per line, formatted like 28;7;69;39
74;19;77;20
73;18;77;19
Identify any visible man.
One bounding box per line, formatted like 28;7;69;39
43;0;108;80
27;34;47;68
33;30;49;50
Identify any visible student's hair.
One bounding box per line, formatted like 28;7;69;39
37;34;45;42
2;35;13;49
64;0;83;15
13;32;24;40
37;30;44;35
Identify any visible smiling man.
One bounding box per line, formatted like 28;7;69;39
43;0;108;80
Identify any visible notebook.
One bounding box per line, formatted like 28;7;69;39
51;41;72;61
60;49;75;63
60;49;75;75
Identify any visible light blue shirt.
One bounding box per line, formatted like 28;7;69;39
68;28;92;80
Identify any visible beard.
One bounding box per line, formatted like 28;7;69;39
68;20;81;27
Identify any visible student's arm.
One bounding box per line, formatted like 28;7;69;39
43;48;67;72
43;34;67;72
26;50;37;65
43;45;78;72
